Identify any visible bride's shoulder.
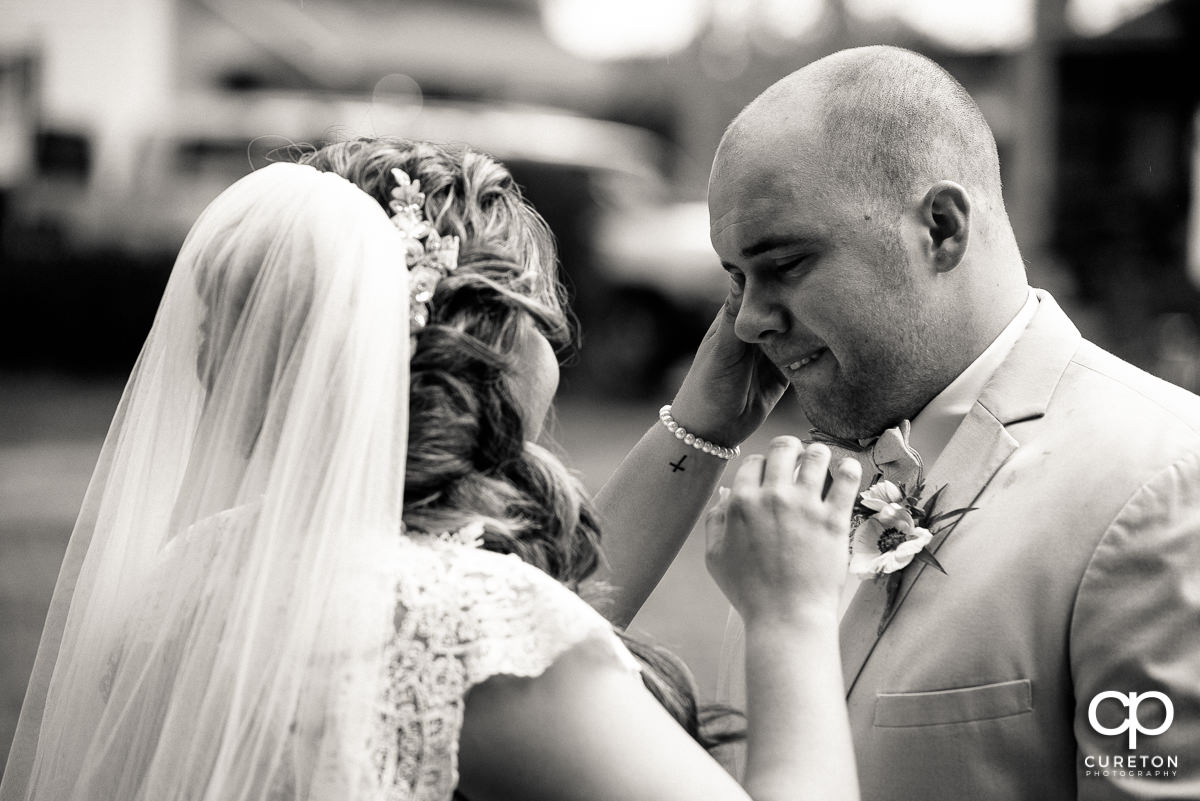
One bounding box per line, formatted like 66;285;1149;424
394;526;592;621
391;527;637;683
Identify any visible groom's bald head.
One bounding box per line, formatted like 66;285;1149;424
715;46;1006;227
708;46;1029;437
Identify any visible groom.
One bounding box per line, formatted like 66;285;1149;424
595;46;1200;799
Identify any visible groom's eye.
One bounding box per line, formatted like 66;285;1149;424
725;270;746;295
774;255;811;275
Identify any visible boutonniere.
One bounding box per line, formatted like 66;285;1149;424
849;478;975;633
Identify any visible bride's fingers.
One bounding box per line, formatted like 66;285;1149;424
794;442;831;489
704;497;727;548
762;435;804;486
825;457;863;517
704;488;732;577
704;487;731;528
733;453;766;492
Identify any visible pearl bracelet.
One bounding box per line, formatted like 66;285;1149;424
658;405;741;461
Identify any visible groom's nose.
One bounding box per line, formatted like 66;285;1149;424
733;282;787;344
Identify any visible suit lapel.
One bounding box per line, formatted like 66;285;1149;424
840;290;1082;695
840;407;1017;693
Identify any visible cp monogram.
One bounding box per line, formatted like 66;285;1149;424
1088;691;1175;749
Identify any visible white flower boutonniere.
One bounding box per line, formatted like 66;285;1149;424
850;480;934;579
849;479;975;633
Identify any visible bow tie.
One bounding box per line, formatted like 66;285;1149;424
808;420;924;490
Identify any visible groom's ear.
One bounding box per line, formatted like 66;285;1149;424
920;181;970;273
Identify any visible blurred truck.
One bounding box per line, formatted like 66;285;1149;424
6;92;725;392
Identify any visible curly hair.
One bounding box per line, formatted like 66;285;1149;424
301;137;597;584
300;137;741;751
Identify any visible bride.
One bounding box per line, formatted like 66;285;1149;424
1;138;861;801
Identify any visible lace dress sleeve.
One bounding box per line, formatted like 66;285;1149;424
380;536;638;801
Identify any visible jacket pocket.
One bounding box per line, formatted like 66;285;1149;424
874;678;1032;727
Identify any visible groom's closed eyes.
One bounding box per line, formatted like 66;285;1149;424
722;237;822;295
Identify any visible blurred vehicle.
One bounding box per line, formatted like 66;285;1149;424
7;92;724;392
587;198;725;394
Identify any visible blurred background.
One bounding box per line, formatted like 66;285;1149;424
3;0;1200;772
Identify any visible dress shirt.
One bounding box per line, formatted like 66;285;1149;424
908;288;1038;470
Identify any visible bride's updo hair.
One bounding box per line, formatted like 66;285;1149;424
301;138;741;754
300;137;598;586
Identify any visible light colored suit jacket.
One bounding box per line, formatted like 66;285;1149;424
720;290;1200;800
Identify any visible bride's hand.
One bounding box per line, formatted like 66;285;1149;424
705;437;861;624
669;298;788;447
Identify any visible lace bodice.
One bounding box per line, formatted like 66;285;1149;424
101;508;634;801
378;533;639;801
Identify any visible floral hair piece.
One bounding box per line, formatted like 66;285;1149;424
388;167;460;336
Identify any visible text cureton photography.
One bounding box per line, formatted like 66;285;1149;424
1083;754;1179;779
1082;690;1181;781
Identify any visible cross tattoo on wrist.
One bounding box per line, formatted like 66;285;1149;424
669;455;688;473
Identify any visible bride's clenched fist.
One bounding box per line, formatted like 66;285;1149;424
705;437;861;625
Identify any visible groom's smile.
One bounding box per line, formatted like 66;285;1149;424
784;346;829;373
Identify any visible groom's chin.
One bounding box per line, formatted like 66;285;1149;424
797;392;878;440
796;392;849;438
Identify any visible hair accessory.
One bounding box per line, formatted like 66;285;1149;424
658;404;740;461
388;167;460;333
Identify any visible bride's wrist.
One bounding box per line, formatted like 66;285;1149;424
742;600;841;638
664;398;743;451
657;403;741;461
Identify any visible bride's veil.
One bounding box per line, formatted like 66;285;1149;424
1;163;411;800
